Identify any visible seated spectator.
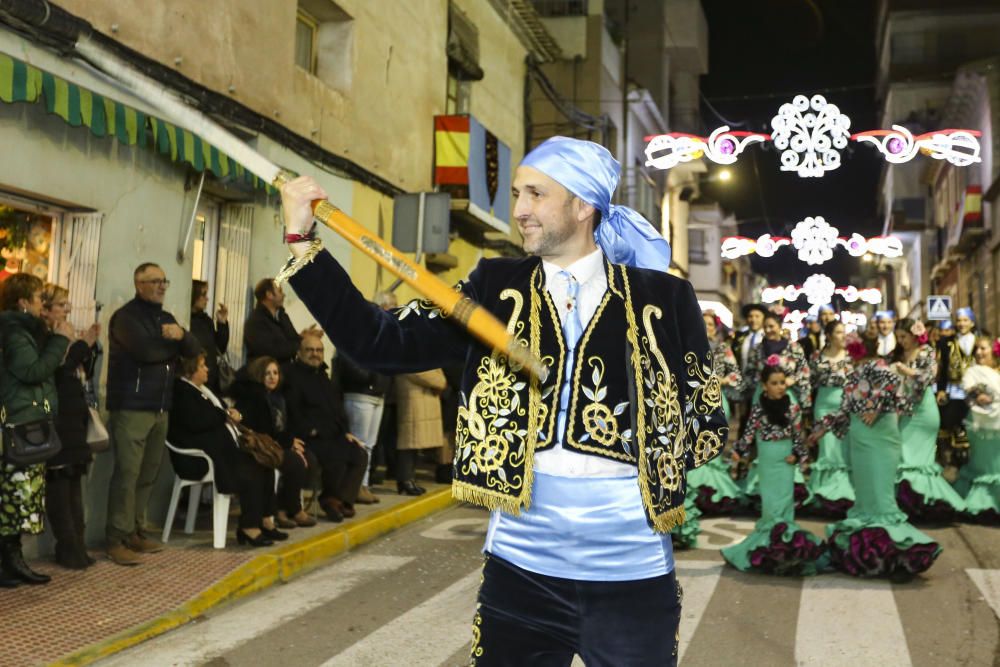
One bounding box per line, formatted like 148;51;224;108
245;278;301;365
168;354;287;547
42;283;100;570
231;357;317;528
0;273;73;587
190;279;229;395
283;330;368;522
395;370;447;496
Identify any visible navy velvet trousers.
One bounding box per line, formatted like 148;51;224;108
470;554;682;666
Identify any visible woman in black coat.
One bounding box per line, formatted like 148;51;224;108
42;284;100;569
167;354;286;547
231;357;316;528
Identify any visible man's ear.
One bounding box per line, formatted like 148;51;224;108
574;199;596;225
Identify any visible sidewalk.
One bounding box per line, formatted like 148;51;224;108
0;479;455;667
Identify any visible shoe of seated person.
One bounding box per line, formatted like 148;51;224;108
319;498;344;523
397;480;424;496
126;532;164;554
275;511;298;529
293;511;317;527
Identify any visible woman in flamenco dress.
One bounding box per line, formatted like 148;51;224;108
954;336;1000;521
810;333;941;579
721;362;825;575
805;319;855;517
892;319;966;520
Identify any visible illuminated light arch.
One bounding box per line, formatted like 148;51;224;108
721;217;904;266
642;95;981;176
761;274;883;306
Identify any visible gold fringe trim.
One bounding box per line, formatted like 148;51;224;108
452;479;525;516
651;504;687;533
275;239;323;285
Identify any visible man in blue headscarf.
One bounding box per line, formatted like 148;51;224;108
276;136;727;666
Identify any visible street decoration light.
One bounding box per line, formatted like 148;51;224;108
721;216;904;265
784;308;867;333
643;95;981;176
761;274;882;306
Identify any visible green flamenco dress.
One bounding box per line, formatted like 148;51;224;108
805;386;854;516
826;414;941;577
957;426;1000;520
671;492;702;549
896;387;966;520
742;392;811;508
687;394;744;514
721;437;824;575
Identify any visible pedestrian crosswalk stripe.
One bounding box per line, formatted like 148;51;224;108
966;569;1000;619
320;568;482;666
675;560;726;662
795;576;910;666
97;555;414;667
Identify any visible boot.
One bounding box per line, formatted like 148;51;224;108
46;476;89;570
1;535;51;584
70;475;96;566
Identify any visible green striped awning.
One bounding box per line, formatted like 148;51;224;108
0;52;271;191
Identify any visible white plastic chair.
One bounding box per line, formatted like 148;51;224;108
162;440;232;549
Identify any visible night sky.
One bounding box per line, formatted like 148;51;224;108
699;0;881;288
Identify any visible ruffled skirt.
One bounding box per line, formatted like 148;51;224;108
722;438;824;576
896;388;965;520
806;386;854;517
956;427;1000;521
826;415;941;577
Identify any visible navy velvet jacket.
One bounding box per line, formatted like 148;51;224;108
287;249;727;532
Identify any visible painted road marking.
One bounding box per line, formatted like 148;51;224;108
967;569;1000;619
796;575;910;666
320;568;482;666
676;560;725;663
98;555;413;666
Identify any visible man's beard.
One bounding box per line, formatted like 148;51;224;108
521;215;576;257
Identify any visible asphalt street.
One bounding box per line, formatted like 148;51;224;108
99;505;1000;667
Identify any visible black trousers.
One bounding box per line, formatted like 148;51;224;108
306;437;368;504
234;454;276;530
940;398;970;432
472;554;681;667
275;447;315;515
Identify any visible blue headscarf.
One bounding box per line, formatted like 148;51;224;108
957;307;976;322
520;137;672;272
818;304;835;314
874;310;896;321
940;319;954;330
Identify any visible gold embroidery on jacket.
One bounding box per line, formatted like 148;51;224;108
621;267;686;532
455;289;528;497
684;350;726;466
642;304;683;495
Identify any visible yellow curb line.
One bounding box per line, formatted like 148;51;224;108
51;488;457;666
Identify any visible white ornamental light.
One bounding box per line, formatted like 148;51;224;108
790;216;839;265
721;217;904;265
644;126;769;171
770;95;851;178
852;125;981;167
761;275;882;306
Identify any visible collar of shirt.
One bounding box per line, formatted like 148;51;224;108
541;249;607;327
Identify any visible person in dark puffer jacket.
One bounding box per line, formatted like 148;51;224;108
41;283;101;570
0;274;73;588
104;263;200;566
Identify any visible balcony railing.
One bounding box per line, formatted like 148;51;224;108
530;0;588;17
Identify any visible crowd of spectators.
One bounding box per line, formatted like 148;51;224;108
0;264;453;586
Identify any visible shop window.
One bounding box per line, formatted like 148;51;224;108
0;205;55;282
446;67;471;114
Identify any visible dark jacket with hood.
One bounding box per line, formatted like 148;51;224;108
0;311;68;425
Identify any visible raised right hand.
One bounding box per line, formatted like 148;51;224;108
281;176;328;238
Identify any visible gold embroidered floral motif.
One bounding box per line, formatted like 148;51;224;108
455;290;529;495
577;357;631;449
693;430;722;467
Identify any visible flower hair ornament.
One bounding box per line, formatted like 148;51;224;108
993;338;1000;360
765;354;782;367
845;332;867;361
910;320;928;345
